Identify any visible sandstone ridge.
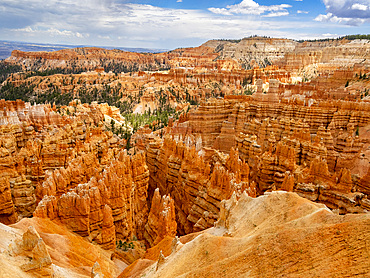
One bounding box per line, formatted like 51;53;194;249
126;191;370;278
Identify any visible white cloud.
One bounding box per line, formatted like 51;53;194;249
317;0;370;25
315;12;366;25
297;10;309;14
177;0;183;2
0;0;368;49
208;0;291;17
352;3;368;10
4;1;289;47
208;8;232;15
12;26;86;38
263;11;289;17
322;33;338;37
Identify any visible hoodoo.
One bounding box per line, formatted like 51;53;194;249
0;34;369;277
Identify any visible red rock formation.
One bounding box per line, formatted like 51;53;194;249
146;136;255;235
34;151;149;249
0;177;18;224
258;141;296;192
0;100;126;223
164;92;370;213
277;39;370;72
280;172;295;192
125;191;370;278
144;188;177;247
99;205;116;250
357;168;370;197
294;157;367;213
8;225;52;273
2;217;122;277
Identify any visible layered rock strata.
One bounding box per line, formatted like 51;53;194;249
146;136;255;235
34;151;149;248
121;191;370;278
8;225;52;273
144;188;177;247
168;96;370;212
2;217;122;277
0;100;124;222
0;177;18;224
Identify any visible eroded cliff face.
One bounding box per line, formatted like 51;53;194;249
0;217;122;278
6;47;171;72
0;177;18;224
5;45;220;73
0;37;369;277
146;136;256;235
167;94;370;213
0;100;124;223
7;38;369;75
203;37;297;69
130;191;370;278
144;188;177;247
34;151;149;249
277;39;370;73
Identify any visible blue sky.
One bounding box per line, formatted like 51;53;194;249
0;0;369;49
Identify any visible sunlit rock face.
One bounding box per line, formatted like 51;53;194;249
128;191;370;278
34;151;149;249
0;36;369;277
146;136;255;235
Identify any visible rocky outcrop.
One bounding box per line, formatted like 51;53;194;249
185;98;235;148
257;141;296;192
0;100;65;128
277;39;370;72
294;157;367;213
1;217;122;278
146;136;255;235
0;177;18;224
357;168;370;198
144;188;177;247
0;100;125;223
204;37;297;69
91;261;104;278
126;191;370;278
167;94;370;212
0;37;368;278
34;151;149;248
8;225;52;272
6;47;172;72
5;44;221;74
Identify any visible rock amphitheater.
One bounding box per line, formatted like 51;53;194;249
0;37;369;277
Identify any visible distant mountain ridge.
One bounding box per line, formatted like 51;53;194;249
0;40;168;60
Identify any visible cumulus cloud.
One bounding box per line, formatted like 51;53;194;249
263;11;289;17
0;0;299;48
315;12;366;25
352;3;368;10
297;10;309;14
322;33;338;37
0;0;367;49
208;0;291;17
12;26;86;39
315;0;369;25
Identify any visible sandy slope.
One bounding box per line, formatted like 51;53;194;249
128;191;370;278
0;217;122;277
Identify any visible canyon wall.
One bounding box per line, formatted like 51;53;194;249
131;191;370;278
168;95;370;213
34;151;149;249
0;100;123;223
146;135;256;235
